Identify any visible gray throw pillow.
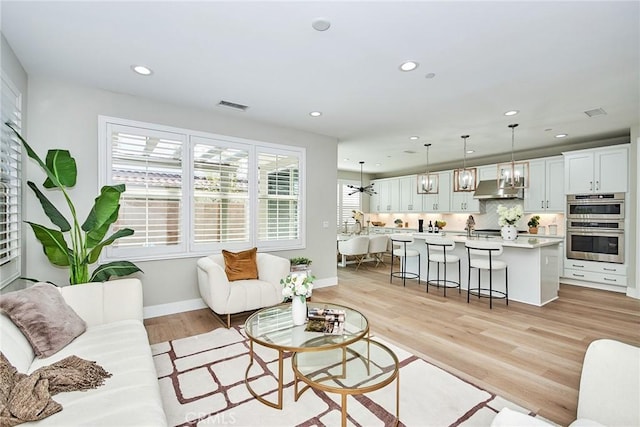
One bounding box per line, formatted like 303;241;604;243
0;283;86;358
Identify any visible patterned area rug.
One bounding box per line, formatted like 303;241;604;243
151;326;536;426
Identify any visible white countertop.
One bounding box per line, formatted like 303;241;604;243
412;233;562;249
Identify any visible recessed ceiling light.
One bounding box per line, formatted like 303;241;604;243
555;133;568;138
467;150;474;154
311;18;331;31
425;73;436;79
343;158;350;161
399;61;419;72
504;110;519;116
309;111;322;117
409;136;420;140
375;163;381;166
131;65;153;76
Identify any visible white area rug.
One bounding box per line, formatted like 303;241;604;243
151;326;537;426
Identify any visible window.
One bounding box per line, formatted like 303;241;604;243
100;117;305;261
257;151;301;248
0;75;22;288
337;180;361;232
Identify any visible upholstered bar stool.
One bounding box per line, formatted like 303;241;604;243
424;236;460;296
465;240;508;309
390;234;420;286
368;234;389;267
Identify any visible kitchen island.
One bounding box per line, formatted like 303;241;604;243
409;233;562;306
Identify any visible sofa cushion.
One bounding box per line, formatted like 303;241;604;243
0;283;86;358
28;320;167;426
222;247;258;281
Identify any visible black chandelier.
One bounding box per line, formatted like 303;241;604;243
347;161;376;196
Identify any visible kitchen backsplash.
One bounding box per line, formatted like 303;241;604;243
367;199;564;235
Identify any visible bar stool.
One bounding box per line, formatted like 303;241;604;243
465;240;508;309
390;234;421;286
424;236;460;296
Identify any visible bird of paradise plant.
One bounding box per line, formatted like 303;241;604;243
6;122;142;284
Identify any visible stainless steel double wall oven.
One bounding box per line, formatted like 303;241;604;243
566;193;625;264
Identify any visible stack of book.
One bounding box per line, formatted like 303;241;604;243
305;307;346;335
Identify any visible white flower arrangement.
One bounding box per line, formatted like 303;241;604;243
281;273;315;302
351;210;364;222
497;204;523;226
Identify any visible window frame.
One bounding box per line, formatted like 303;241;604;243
337;179;362;232
0;73;22;289
99;116;305;262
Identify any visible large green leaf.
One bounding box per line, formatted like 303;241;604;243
85;228;134;264
6;123;65;190
90;261;143;283
27;181;71;231
82;184;125;246
26;222;71;266
43;149;77;188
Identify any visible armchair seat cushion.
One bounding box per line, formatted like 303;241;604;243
197;252;290;326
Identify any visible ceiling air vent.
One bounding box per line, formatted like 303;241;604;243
217;100;249;112
584;108;607;117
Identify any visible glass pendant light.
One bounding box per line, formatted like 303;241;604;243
497;124;529;189
417;143;439;194
453;135;477;192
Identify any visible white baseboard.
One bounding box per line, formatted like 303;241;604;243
143;298;207;319
143;276;338;319
312;276;338;288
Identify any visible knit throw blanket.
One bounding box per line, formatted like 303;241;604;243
0;353;112;427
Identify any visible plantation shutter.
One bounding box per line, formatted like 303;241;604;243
337;180;361;230
257;150;301;245
192;137;250;249
107;124;187;257
0;75;22;288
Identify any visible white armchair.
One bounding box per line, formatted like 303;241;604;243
197;252;290;328
491;339;640;427
338;236;370;270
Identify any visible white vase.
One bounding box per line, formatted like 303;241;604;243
291;297;307;326
501;224;518;241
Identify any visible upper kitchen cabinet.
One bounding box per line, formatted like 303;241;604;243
399;175;423;212
423;171;451;212
564;145;629;194
524;156;564;212
370;178;399;213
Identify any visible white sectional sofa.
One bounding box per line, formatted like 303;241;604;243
1;278;167;426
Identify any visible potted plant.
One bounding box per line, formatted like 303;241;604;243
527;215;541;234
7;123;142;285
290;256;312;272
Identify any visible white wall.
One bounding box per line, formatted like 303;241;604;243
24;77;338;308
631;124;639;298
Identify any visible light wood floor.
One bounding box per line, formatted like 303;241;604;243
145;263;640;426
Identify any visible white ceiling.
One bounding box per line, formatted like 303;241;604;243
2;1;638;175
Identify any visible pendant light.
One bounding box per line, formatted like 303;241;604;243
497;123;529;189
417;143;439;194
453;135;477;192
347;161;376;195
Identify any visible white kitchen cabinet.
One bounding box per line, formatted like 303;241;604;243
372;178;399;213
423;171;451;212
563;259;627;288
451;191;479;212
478;165;497;181
399;175;422;212
524;156;564;212
564;146;628;194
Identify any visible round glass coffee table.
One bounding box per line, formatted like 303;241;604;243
244;302;369;410
292;338;400;427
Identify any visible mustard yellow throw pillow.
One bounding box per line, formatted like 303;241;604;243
222;248;259;281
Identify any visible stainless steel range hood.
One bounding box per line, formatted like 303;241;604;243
473;179;524;199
